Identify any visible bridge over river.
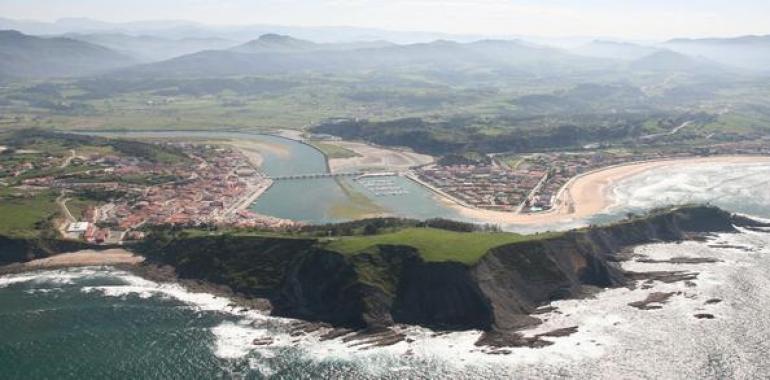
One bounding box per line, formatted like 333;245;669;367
270;171;399;181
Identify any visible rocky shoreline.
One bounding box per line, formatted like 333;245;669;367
3;205;769;351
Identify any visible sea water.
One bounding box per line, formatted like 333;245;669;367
3;162;770;379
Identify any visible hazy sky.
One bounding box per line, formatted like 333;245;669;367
1;0;769;39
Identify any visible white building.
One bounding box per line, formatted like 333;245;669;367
66;222;90;233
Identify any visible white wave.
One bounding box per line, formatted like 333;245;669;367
6;228;770;377
0;267;106;288
611;162;770;219
211;322;271;359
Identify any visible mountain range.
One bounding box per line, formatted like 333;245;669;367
63;33;238;62
0;30;133;78
112;35;607;78
0;25;767;80
663;35;770;72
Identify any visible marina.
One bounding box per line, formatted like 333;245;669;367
81;131;461;224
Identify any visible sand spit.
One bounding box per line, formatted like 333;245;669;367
326;141;434;173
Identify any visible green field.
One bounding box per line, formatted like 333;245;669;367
308;140;361;159
325;227;551;264
0;189;60;238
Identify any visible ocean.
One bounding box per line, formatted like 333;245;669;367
2;161;770;379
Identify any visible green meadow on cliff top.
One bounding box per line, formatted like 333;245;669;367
324;227;557;265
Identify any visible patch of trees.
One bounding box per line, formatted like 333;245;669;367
437;153;492;166
312;113;658;156
74;189;129;202
4;129;187;164
297;217;500;237
511;83;649;115
71;77;297;99
7;85;95;114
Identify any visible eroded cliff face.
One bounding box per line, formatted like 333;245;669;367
392;260;493;330
137;205;743;332
0;236;89;265
274;249;366;328
472;205;738;330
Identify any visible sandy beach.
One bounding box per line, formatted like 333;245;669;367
12;249;144;270
327;141;434;173
447;155;770;225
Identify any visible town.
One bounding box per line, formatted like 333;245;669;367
1;137;297;245
4;130;770;245
416;141;770;214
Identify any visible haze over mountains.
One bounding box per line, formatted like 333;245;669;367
663;36;770;72
0;30;133;78
117;35;610;79
0;17;769;80
62;33;238;62
0;17;482;44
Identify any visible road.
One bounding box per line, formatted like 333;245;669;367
59;149;76;169
56;192;76;223
640;121;693;141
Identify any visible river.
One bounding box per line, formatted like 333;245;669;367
6;134;770;378
82;130;460;224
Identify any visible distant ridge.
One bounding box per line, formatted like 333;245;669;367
230;34;394;53
65;32;237;62
0;29;134;78
663;35;770;72
231;34;319;53
629;50;724;73
572;40;661;61
117;37;599;78
666;35;770;45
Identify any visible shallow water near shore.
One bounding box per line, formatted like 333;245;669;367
9;134;770;378
507;161;770;234
3;172;770;378
83;130;462;224
4;226;770;379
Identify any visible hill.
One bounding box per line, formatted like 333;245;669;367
572;40;660;61
117;37;601;78
629;50;725;74
230;33;394;54
0;30;134;78
663;35;770;72
230;33;319;53
65;33;237;62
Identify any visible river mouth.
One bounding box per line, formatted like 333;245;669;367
77;131;770;229
80;130;463;224
8;133;770;378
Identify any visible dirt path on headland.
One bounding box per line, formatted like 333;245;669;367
447;156;770;225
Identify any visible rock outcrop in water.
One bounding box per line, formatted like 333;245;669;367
135;205;742;332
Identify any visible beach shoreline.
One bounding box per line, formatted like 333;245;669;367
0;248;145;275
446;155;770;225
0;250;275;313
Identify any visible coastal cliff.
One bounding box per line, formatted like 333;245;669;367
136;205;744;332
0;235;90;266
